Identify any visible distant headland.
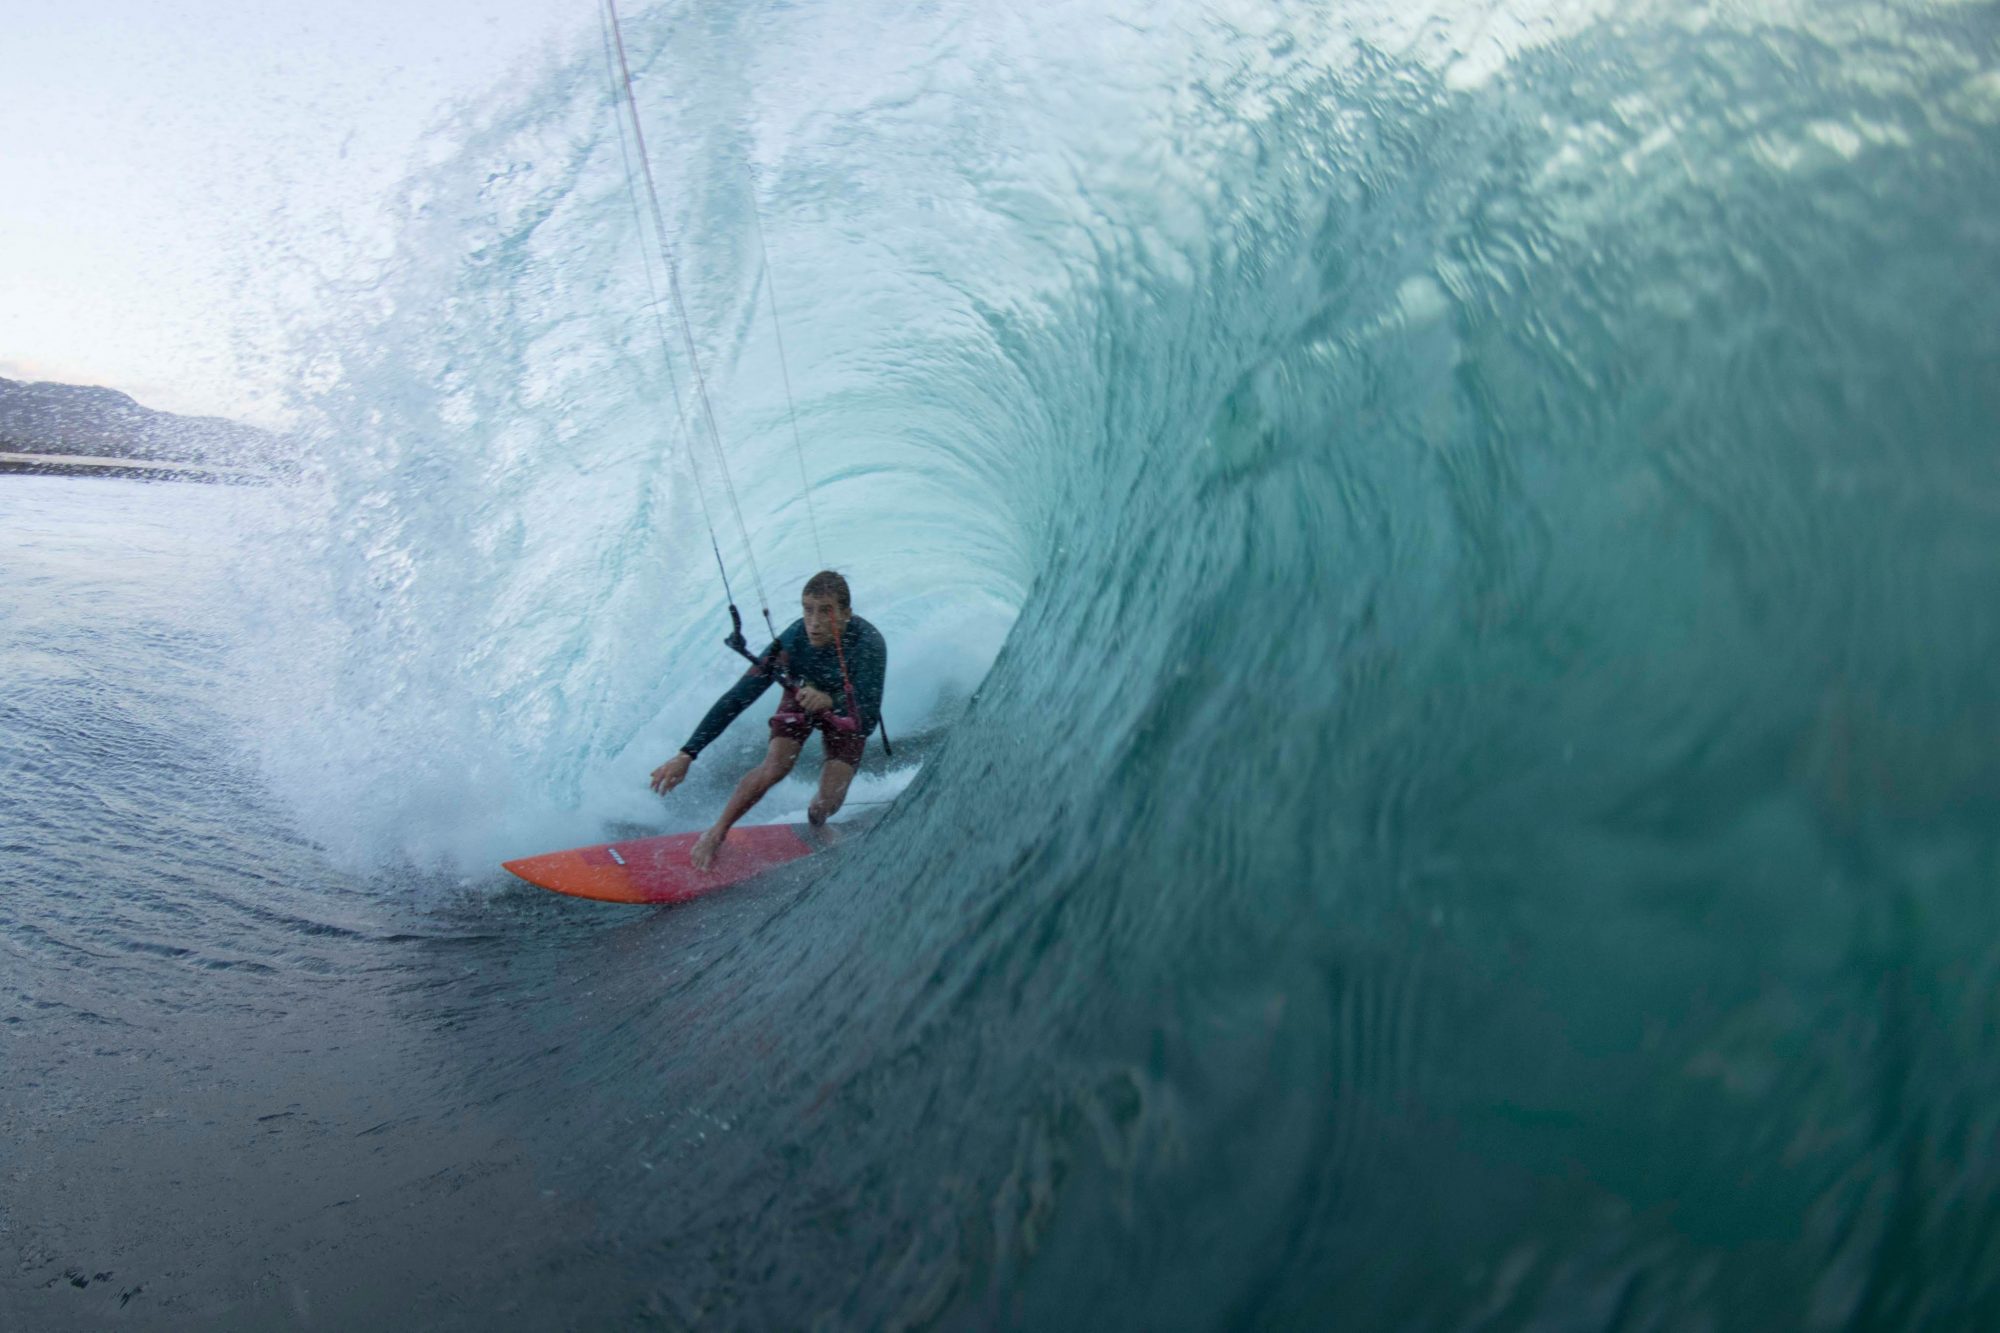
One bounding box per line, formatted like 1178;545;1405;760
0;377;298;483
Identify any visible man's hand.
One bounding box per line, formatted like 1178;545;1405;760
794;685;835;713
650;752;693;794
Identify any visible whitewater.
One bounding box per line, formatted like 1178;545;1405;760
5;0;1999;1327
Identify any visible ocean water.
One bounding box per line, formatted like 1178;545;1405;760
6;0;2000;1327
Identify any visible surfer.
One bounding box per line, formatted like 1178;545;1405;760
650;571;887;870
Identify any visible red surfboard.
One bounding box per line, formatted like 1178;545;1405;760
502;816;867;905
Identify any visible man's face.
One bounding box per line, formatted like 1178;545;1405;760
802;593;846;646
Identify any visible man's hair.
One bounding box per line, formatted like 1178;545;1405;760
802;569;851;610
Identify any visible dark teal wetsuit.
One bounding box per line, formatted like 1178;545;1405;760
679;615;887;765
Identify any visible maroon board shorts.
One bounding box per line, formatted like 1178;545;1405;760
769;691;866;766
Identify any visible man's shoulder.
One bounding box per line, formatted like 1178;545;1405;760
850;615;886;649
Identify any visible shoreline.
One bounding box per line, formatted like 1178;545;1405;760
0;450;276;485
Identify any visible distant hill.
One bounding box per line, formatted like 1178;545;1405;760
0;377;297;480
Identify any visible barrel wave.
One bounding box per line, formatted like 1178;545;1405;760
8;0;2000;1328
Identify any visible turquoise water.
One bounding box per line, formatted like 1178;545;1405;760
7;0;2000;1327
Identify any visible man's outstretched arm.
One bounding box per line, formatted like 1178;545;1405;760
650;647;781;793
680;665;778;758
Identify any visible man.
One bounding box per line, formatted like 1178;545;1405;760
650;570;887;869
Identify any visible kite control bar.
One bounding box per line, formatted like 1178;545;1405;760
723;603;798;689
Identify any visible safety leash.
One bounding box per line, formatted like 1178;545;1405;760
829;621;892;758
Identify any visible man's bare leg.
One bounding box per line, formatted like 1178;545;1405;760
691;737;803;869
808;759;857;826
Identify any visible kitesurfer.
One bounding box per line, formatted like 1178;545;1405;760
650;570;887;869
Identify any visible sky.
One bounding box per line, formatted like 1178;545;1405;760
0;0;593;427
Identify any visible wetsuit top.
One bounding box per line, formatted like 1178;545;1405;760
678;614;887;759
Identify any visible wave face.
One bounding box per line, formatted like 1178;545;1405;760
226;0;2000;1326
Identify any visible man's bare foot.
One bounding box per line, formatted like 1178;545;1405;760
690;828;724;870
807;801;829;827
